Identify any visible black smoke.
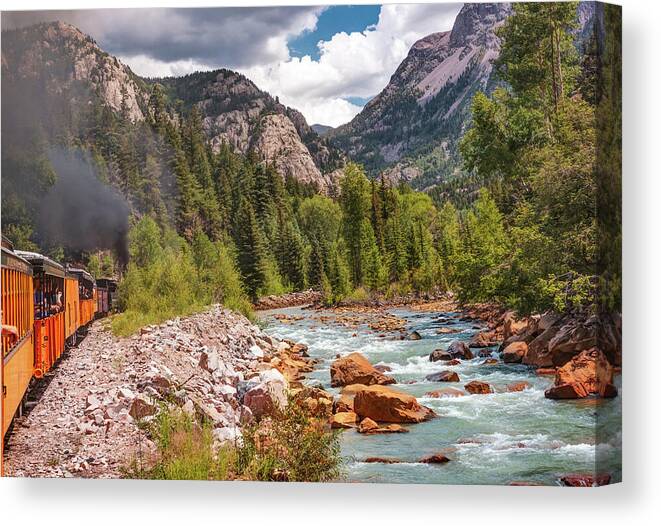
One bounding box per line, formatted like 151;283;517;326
38;148;130;267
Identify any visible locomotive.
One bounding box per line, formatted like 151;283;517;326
1;236;116;462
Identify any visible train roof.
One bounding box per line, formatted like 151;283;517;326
1;246;33;275
14;250;66;278
66;266;95;285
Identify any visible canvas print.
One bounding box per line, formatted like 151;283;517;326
0;2;621;486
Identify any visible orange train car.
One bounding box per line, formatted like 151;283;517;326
2;243;102;474
1;244;35;440
64;272;80;343
15;250;68;378
67;267;97;327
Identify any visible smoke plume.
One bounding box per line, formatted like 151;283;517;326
38;148;130;267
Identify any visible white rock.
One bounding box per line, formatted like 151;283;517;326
212;427;242;446
249;344;264;358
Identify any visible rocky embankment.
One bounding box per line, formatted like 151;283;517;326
3;305;319;478
254;289;322;310
460;305;622;400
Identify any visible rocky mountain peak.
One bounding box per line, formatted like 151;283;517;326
330;3;512;183
2;21;146;122
449;2;512;48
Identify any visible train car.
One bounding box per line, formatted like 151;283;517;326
15;250;68;379
64;271;80;345
95;277;117;317
2;241;35;440
67;268;97;328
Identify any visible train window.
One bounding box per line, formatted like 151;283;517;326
34;274;64;319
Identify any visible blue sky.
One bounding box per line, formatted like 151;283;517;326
288;5;381;60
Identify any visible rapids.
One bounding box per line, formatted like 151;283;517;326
260;306;622;485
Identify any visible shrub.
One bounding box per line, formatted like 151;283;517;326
126;399;342;482
112;218;252;335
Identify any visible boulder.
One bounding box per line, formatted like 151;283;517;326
559;473;611;487
129;396;157;420
506;381;531;392
447;340;473;359
364;457;402;464
546;319;597;366
408;331;422;340
425;388;465;398
545;348;617;400
469;331;498;348
464;381;492;394
294;387;334;418
535;368;556;376
446;359;462;366
330;352;396;387
330;411;358;429
372;424;409;434
503;311;528;341
502;341;529;363
374;364;393;373
353;385;435;423
243;369;288;419
429;349;453;362
199;350;219;372
419;453;451;464
358;417;379;433
425;371;460;382
482;358;499;365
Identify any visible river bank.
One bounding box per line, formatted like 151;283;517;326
2;305;314;478
259;301;622;486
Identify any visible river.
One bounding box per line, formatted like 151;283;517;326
260;305;622;485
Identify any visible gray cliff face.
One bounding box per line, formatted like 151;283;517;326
2;21;147;122
156;69;344;192
329;3;512;186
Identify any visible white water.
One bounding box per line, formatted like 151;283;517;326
260;306;622;485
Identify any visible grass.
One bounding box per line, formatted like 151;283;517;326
110;218;255;336
126;399;342;482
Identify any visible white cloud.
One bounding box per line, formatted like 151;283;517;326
240;3;462;127
3;4;462;128
116;54;213;78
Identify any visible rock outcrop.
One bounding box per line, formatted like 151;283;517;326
502;341;528;363
329;3;513;186
2;21;147;122
330;352;396;387
425;371;460;383
353;385;435;424
464;380;493;395
545;348;618;400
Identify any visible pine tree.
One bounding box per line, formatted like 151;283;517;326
308;237;326;290
235;197;268;301
339;163;371;285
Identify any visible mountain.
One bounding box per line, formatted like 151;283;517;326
154;70;344;192
329;3;512;189
1;21;343;193
311;124;334;137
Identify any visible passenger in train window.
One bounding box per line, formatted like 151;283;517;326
51;287;63;313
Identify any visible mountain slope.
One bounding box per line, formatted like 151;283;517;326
1;22;343;193
329;3;512;188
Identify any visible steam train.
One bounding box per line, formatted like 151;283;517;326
1;236;117;452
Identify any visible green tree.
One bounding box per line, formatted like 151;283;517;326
234;197;268;301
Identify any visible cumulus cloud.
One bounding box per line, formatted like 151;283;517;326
1;7;323;70
240;3;462;126
2;4;462;126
